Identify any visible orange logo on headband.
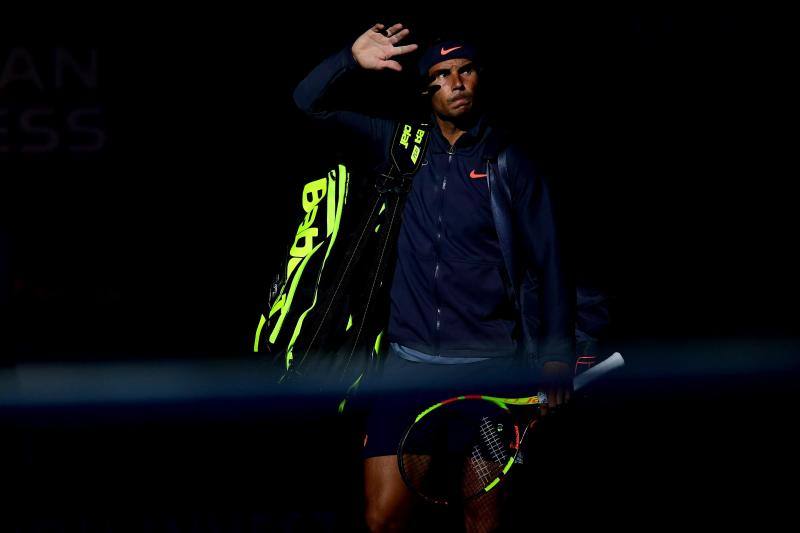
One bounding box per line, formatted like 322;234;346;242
440;45;463;56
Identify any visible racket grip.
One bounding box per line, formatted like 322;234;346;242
573;352;625;391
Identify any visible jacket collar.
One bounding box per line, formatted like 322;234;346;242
429;111;489;152
428;111;508;160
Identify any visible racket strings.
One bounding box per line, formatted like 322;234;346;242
469;416;505;486
399;402;517;504
470;444;492;486
400;453;436;495
478;416;509;463
462;416;511;497
399;414;450;503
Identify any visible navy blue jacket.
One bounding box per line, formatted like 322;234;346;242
293;47;575;365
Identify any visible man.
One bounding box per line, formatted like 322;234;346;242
294;22;575;532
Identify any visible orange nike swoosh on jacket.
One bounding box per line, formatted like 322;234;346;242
469;170;488;179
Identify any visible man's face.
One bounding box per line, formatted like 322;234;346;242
426;58;479;119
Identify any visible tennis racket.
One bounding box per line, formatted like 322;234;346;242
397;352;625;505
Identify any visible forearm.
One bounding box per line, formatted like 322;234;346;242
293;47;358;116
512;153;576;365
293;46;393;163
535;246;576;365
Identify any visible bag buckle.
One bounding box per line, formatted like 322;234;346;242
375;171;412;194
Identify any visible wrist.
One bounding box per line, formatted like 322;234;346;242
540;360;572;386
349;46;362;68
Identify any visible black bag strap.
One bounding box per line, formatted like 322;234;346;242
376;121;431;193
492;147;538;361
288;121;432;379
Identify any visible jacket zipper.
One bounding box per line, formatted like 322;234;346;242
433;143;455;355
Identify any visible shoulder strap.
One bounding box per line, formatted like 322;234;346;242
497;147;510;188
376;121;431;193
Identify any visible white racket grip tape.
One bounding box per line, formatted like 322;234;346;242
573;352;625;392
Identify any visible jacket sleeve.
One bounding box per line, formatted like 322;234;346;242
293;46;394;163
576;286;610;355
509;148;576;366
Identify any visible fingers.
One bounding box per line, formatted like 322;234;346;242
540;387;553;416
380;23;416;48
381;60;403;72
556;386;572;406
558;387;570;406
387;43;419;57
542;386;570;412
388;28;411;44
383;22;404;37
361;22;417;72
553;387;563;408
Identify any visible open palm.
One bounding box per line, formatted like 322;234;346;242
351;23;418;72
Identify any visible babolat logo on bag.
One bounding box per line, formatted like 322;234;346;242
391;121;430;175
254;164;350;369
255;120;431;400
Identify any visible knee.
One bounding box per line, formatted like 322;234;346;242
364;500;408;533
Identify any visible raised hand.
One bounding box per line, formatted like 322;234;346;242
351;23;418;72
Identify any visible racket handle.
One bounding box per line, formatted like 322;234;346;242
573;352;624;392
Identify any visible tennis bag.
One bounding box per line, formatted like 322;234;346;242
254;121;431;407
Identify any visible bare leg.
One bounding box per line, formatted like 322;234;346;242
463;487;505;533
461;457;507;533
364;455;416;532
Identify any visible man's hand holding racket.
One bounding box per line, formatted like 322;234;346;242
540;360;573;414
397;352;625;505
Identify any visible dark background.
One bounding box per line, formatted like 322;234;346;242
3;11;796;360
2;10;798;531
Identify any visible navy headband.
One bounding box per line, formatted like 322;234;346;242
417;39;479;78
